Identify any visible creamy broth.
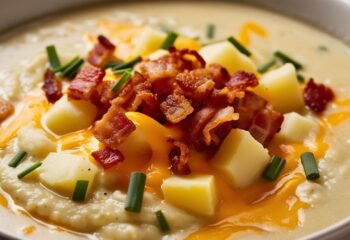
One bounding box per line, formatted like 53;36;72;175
1;1;350;240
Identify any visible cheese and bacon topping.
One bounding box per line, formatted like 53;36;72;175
0;21;337;239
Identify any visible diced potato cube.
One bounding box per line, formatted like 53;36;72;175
260;63;304;113
199;41;256;74
133;27;166;56
17;124;56;157
39;152;98;197
161;175;217;216
277;112;316;142
148;49;169;61
213;129;270;188
44;95;97;135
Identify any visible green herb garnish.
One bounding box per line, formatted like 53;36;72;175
46;45;61;71
112;56;142;71
263;156;286;181
206;24;216;39
297;74;305;83
111;71;132;92
155;210;170;232
8;151;27;168
274;51;303;70
61;58;84;79
17;162;42;179
257;59;277;74
161;32;178;50
301;152;320;180
72;180;89;201
227;36;251;57
125;172;146;212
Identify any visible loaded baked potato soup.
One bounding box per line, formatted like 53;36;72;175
0;2;350;240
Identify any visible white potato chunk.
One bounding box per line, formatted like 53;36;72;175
148;49;169;60
39;152;98;197
277;112;316;142
133;27;166;56
44;95;97;135
259;63;304;113
161;175;217;216
213;129;270;188
17;124;56;157
199;41;256;74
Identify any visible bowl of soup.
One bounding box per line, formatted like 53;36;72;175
1;0;350;239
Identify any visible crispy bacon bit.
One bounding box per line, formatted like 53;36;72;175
209;87;243;107
202;106;239;145
248;107;284;147
304;78;335;113
189;107;217;143
87;35;116;67
168;140;191;175
176;69;215;101
160;94;194;123
169;47;206;69
0;98;14;122
208;63;230;88
234;91;268;130
91;147;124;169
68;65;105;100
94;106;136;150
42;68;62;103
226;71;258;91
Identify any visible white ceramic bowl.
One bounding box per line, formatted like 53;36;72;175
0;0;350;239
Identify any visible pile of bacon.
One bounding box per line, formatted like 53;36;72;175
41;35;334;174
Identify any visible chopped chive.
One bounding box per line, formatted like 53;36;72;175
263;156;286;181
111;71;132;92
257;59;277;74
62;58;84;79
113;68;132;75
46;45;61;71
227;36;251;57
318;45;328;52
161;32;178;50
54;56;79;73
206;24;216;39
155;210;170;232
125;172;146;212
274;51;303;70
297;74;305;83
104;61;124;69
8;151;27;168
72;180;89;201
17;162;42;179
301;152;320;180
112;56;142;71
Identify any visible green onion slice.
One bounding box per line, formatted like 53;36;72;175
17;162;42;179
62;58;84;79
72;180;89;202
112;71;132;92
55;56;79;73
8;151;27;168
274;51;303;70
227;36;251;57
125;172;146;212
206;24;216;39
301;152;320;180
257;59;277;74
112;56;142;71
46;45;61;71
263;156;286;181
161;32;178;50
155;210;170;232
297;74;305;83
104;61;124;69
113;68;132;75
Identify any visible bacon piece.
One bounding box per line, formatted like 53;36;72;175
202;106;238;145
42;68;62;103
169;47;206;69
0;98;14;122
176;69;215;101
68;65;106;100
160;94;194;124
304;78;334;113
248;107;284;146
234;91;268;129
94;106;136;150
208;63;230;88
87;35;116;67
208;87;243;107
91;147;124;169
99;80;119;105
168;140;191;175
226;71;258;91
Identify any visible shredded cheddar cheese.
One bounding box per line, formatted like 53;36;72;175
238;22;268;46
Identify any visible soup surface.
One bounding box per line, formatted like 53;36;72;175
1;2;350;240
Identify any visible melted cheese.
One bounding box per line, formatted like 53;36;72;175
238;22;268;46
